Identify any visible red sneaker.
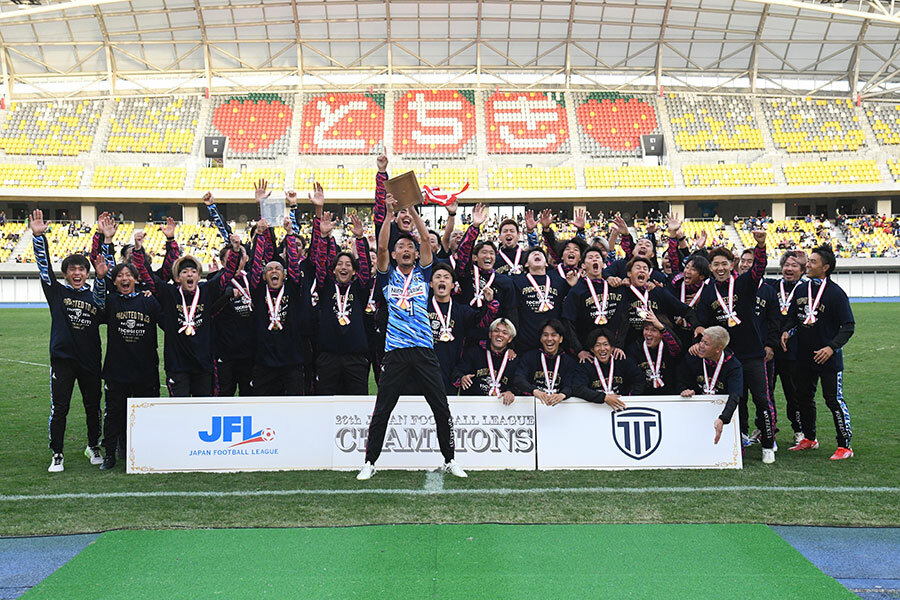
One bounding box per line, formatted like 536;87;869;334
830;447;854;460
788;438;819;451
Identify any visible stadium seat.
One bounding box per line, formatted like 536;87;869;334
140;222;224;266
735;217;834;258
393;90;477;157
295;168;377;192
0;100;102;156
195;167;285;191
0;221;27;263
887;158;900;182
665;94;763;151
681;163;775;187
105;96;200;154
573;92;660;157
207;93;294;159
865;103;900;146
298;92;385;154
416;167;479;191
839;216;900;258
484;91;569;154
91;166;186;190
0;164;83;188
584;166;673;189
763;97;865;153
782;160;881;186
488;167;575;190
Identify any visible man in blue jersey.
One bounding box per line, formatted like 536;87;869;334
357;194;466;481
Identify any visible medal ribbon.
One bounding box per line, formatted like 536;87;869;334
396;268;415;310
231;271;253;310
527;273;553;312
630;284;650;316
540;353;561;394
804;279;827;325
178;287;200;336
593;356;615;394
310;279;319;307
266;285;285;330
487;349;509;397
470;266;495;308
365;284;377;313
714;276;741;325
586;277;609;324
335;282;351;325
680;278;706;308
499;246;522;274
703;352;726;394
779;280;796;315
643;341;665;389
432;297;454;341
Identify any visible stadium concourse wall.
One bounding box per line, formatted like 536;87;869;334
1;261;899;304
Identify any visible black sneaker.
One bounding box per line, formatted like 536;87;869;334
100;455;117;471
116;438;126;460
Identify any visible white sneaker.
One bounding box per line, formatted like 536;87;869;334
793;431;805;445
84;446;102;465
762;448;776;464
442;459;468;478
356;462;376;481
748;429;761;444
48;453;64;473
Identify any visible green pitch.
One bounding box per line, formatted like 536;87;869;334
1;304;899;536
22;525;854;599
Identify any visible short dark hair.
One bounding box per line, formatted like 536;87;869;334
120;244;134;261
582;247;604;264
626;256;653;272
708;247;735;263
330;251;359;272
427;229;440;242
525;246;546;263
685;255;711;279
812;244;836;276
431;261;456;282
473;240;497;256
499;219;520;233
110;262;139;281
61;253;90;273
779;249;806;268
560;236;588;257
585;327;613;350
393;233;417;249
740;248;754;259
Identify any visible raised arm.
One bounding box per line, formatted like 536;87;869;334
350;214;372;288
411;205;432;267
249;219;272;288
285;190;301;235
666;212;684;274
376;194;395;273
203;192;232;240
92;255;109;309
283;218;302;285
313;215;330;288
29;209;54;288
524;210;539;248
373;154;389;233
441;201;458;253
131;232;159;296
748;230;767;283
159;217;181;282
454;203;486;274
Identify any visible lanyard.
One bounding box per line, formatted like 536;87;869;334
335;282;351;326
487;349;510;397
309;279;319;307
779;280;797;315
630;284;650;319
470;266;495;307
178;287;200;336
593;356;615;394
804;279;827;325
396;268;415;311
265;285;285;330
703;353;726;394
680;278;705;308
499;246;522;274
527;273;553;312
231;271;253;310
714;276;741;326
432;297;454;342
585;277;609;325
540;352;561;394
643;341;664;389
365;284;377;314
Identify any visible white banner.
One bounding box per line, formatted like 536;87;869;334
535;395;742;470
127;395;536;473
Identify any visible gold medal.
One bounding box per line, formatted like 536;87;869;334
439;330;453;342
398;298;409;310
780;308;788;316
537;303;550;313
597;315;607;325
637;309;648;320
365;303;375;314
338;315;350;326
727;316;737;327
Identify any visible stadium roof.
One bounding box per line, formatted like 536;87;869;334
2;0;900;100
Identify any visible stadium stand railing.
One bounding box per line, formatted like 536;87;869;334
782;159;881;186
0;100;103;156
681;163;775;187
105;96;201;154
0;164;83;189
583;165;673;189
298;92;385;155
393;90;477;157
91;166;186;191
572;92;660;157
665;94;763;152
762;97;865;153
206;93;293;159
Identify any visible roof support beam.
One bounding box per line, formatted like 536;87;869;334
92;5;115;95
741;0;900;26
656;0;673;90
565;0;576;89
749;3;769;93
385;0;393;88
192;0;211;93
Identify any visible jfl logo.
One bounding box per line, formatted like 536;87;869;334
199;416;275;447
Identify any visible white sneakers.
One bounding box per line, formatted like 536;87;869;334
84;446;103;465
356;460;468;480
356;462;376;480
762;448;776;464
441;460;468;478
48;453;64;473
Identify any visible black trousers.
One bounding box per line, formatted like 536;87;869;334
794;368;852;448
102;380;159;453
365;347;455;465
49;358;102;454
166;371;213;398
301;336;317;395
743;358;779;435
774;356;803;433
316;352;370;395
251;364;304;396
217;359;253;397
739;357;775;449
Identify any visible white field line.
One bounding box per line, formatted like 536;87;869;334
1;485;898;502
0;357;50;368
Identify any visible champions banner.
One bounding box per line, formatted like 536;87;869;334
126;395;738;473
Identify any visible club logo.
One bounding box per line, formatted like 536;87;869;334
611;407;662;460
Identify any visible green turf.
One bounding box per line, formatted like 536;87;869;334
1;305;899;535
21;524;855;599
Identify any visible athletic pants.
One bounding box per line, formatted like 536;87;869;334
251;364;304;396
217;359;253;397
794;368;852;448
301;336;317;395
744;358;779;435
774;356;803;433
49;358;102;454
316;352;370;395
364;347;455;465
101;381;159;454
166;371;213;398
740;358;776;449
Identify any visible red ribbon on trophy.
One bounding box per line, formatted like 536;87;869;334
422;182;469;206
